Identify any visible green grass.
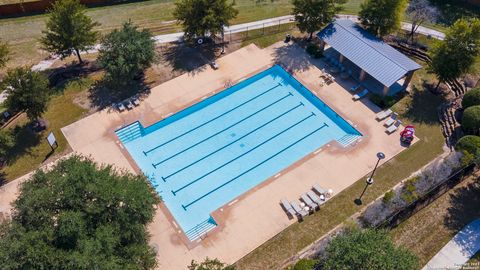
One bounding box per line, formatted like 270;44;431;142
1;78;91;181
390;175;480;269
235;67;445;269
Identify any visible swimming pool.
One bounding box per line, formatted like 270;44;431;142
116;65;361;241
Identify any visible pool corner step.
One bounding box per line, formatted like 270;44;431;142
184;217;218;241
337;134;362;147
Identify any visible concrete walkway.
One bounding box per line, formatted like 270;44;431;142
423;219;480;270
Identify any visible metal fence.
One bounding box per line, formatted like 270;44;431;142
224;17;296;44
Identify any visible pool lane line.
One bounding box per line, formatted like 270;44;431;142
143;82;283;156
171;111;316;196
161;101;305;180
151;92;294;169
181;122;329;210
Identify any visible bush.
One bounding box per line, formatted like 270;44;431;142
462;105;480;134
462;88;480;109
400;177;419;204
369;93;398;109
292;259;318;270
382;190;395;204
455;135;480;155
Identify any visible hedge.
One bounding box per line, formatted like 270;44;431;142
462;105;480;134
462;88;480;109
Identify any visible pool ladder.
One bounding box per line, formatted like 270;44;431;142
184;216;218;241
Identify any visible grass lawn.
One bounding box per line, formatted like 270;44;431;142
390;174;480;268
0;78;92;181
235;66;446;269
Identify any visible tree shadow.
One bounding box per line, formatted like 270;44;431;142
271;42;312;73
444;178;480;231
4;123;41;165
402;86;447;125
88;78;151;110
430;0;480;27
0;170;6;187
47;61;101;92
161;42;219;75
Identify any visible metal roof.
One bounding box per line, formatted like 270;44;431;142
317;20;422;87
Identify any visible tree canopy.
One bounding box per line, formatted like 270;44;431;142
0;129;14;159
292;0;346;40
0;155;160;269
0;41;9;68
2;67;50;121
462;88;480;109
429;18;480;89
322;228;418;270
174;0;238;40
406;0;439;43
188;257;235;270
41;0;99;63
98;21;156;91
462;105;480;135
359;0;408;37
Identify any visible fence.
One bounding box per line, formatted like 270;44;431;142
223;18;296;44
376;163;477;229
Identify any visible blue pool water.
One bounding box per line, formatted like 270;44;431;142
116;65;361;240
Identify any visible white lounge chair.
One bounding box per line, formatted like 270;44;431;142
375;109;393;121
353;89;369;100
387;120;402;134
350;84;361;92
291;200;308;218
125;101;134;110
211;61;219;70
384;113;399;127
117;103;126;112
307;190;324;206
301;193;318;211
132;98;140;106
280;198;296;218
313;183;327;195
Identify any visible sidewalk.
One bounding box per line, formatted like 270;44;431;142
423;219;480;270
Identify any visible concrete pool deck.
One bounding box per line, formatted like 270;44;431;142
57;42;413;269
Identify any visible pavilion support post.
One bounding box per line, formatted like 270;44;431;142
359;69;366;82
402;71;415;90
383;85;389;96
339;54;345;63
319;40;326;55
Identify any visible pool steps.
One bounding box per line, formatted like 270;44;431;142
337;134;362;147
184;216;217;241
116;122;144;143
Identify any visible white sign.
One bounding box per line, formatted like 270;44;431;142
47;132;57;148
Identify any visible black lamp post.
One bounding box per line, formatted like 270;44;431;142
221;24;225;54
354;152;385;205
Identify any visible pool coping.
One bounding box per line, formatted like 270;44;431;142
113;63;367;249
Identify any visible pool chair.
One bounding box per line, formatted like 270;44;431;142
375;109;393;121
307;190;325;207
132;97;140;106
386;120;402;134
125;101;134;110
313;183;327;196
210;61;219;70
116;103;126;112
384;112;399;127
280;198;296;218
353;89;369;100
301;193;318;211
290;200;309;219
350;84;361;92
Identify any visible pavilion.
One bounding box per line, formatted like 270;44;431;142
317;19;422;96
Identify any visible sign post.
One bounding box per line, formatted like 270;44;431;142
46;132;58;151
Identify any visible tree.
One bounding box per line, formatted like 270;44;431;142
188;258;235;270
98;21;156;91
3;67;50;121
406;0;439;43
462;88;480;109
174;0;238;41
292;259;318;270
429;18;480;90
0;40;9;68
41;0;99;64
292;0;347;40
0;155;160;269
455;135;480;156
359;0;408;37
323;228;418;270
462;105;480;135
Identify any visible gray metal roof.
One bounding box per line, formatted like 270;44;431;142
317;20;422;87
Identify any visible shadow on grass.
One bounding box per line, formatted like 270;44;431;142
161;42;218;74
88;77;151;110
430;0;480;27
402;86;446;125
444;178;480;232
0;171;6;187
4;124;41;166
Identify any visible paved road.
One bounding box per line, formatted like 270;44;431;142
423;219;480;270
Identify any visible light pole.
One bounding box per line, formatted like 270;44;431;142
354;152;385;205
221;24;225;54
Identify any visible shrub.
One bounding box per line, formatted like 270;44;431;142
400;177;419;204
383;190;395;204
462;105;480;134
462;88;480;109
369;93;398;109
455;135;480;155
460;150;475;167
292;259;318;270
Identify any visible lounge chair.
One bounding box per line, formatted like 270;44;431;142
375;109;393;121
125;101;134;110
313;183;327;195
132;98;140;106
291;200;308;218
307;190;324;206
353;89;369;100
280;198;296;218
117;103;126;112
301;193;318;211
350;85;361;92
384;112;399;127
386;120;402;134
211;61;219;70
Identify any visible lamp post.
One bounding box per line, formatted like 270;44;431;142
354;152;385;205
221;24;225;54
